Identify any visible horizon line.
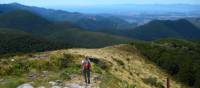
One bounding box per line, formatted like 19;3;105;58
1;2;200;7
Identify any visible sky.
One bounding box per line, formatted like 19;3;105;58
0;0;200;7
0;0;200;13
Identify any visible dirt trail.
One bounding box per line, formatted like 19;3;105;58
64;74;101;88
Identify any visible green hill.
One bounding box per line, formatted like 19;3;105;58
46;28;132;48
122;19;200;40
0;28;67;55
101;19;200;41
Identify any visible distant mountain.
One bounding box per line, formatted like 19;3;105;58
0;9;81;35
0;10;131;51
0;10;56;35
0;3;136;30
110;19;200;40
75;15;136;30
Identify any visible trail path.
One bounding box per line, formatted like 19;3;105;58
64;73;101;88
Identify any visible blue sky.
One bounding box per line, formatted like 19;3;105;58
0;0;200;7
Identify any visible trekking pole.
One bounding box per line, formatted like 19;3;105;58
167;77;170;88
90;70;92;84
80;69;83;88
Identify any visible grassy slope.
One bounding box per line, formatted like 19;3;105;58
131;39;200;87
0;44;186;88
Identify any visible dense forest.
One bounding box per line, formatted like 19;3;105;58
0;28;68;55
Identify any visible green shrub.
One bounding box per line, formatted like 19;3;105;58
143;76;157;86
100;72;122;88
60;54;74;69
143;76;164;88
121;80;137;88
0;76;26;88
93;63;103;74
60;65;80;80
50;53;74;70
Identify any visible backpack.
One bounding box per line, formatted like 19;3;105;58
83;61;91;70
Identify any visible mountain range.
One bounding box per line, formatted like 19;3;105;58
0;3;200;53
0;3;136;30
0;9;132;55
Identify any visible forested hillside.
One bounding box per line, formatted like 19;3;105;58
0;28;68;55
130;39;200;87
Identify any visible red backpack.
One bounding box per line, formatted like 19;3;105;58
84;61;91;70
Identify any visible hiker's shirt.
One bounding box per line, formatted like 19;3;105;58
81;59;91;71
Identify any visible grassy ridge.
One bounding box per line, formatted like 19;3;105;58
0;51;134;88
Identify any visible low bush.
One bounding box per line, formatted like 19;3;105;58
142;76;164;88
60;64;81;80
113;58;124;66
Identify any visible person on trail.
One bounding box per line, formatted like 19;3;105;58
81;56;91;84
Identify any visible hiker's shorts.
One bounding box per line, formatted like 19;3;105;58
83;69;90;78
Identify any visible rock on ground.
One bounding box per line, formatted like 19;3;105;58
17;83;33;88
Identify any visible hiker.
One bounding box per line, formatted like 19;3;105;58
81;56;91;84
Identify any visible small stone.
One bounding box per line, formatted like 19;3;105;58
52;86;61;88
66;83;82;88
17;83;33;88
11;59;15;62
0;79;4;82
55;80;62;84
49;81;57;86
41;71;48;77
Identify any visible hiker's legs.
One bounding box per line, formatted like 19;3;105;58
87;70;91;84
83;70;87;83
